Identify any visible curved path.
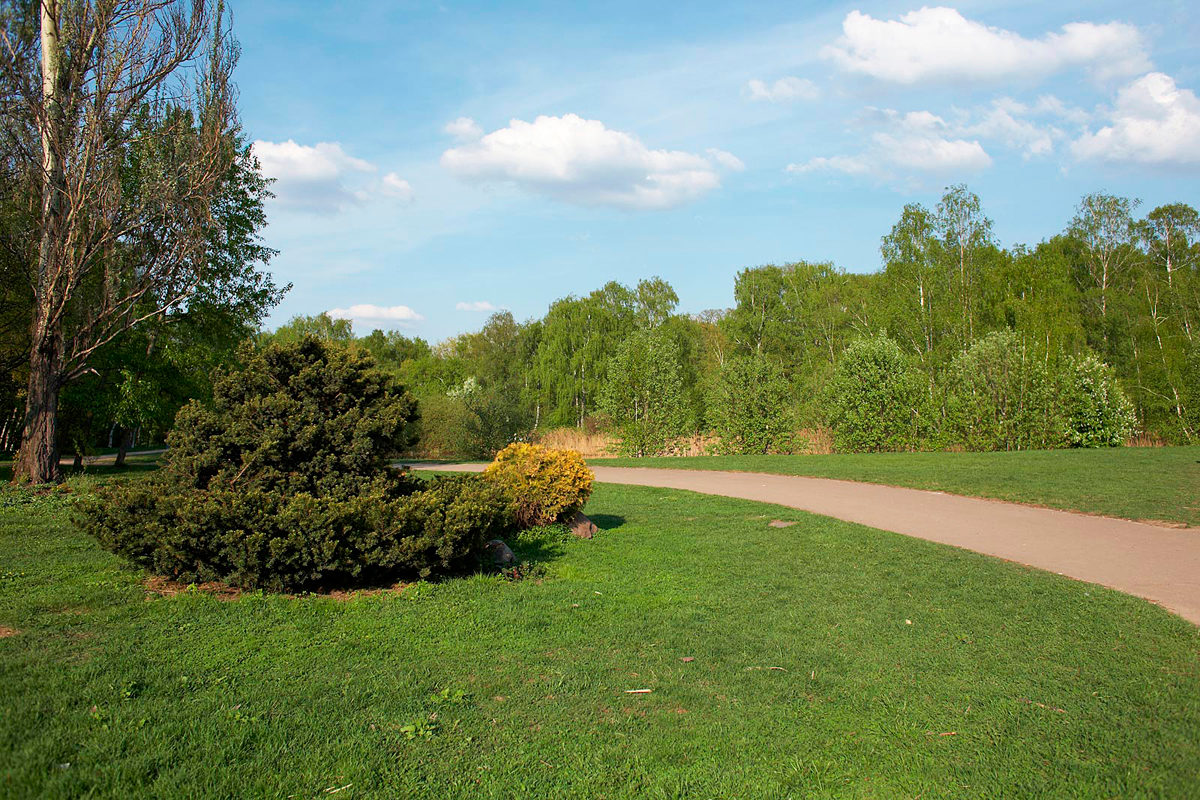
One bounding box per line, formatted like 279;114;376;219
421;463;1200;625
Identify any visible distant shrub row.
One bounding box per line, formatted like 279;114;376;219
825;331;1136;454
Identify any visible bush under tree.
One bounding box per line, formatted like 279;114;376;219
706;356;798;454
826;335;928;453
599;329;691;457
78;338;508;591
944;331;1063;451
1062;354;1138;447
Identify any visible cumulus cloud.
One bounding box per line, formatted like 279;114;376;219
1072;73;1200;167
440;113;740;209
381;172;415;202
823;7;1149;85
959;99;1060;158
253;140;415;212
790;109;991;180
253;140;375;211
745;76;819;102
327;304;424;327
455;301;500;312
444;116;484;141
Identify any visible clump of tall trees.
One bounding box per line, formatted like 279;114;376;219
1;1;283;483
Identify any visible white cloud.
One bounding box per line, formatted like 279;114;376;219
959;100;1059;158
706;148;746;171
455;301;500;312
327;304;424;327
440;113;739;209
1072;73;1200;167
788;155;871;176
253;140;376;212
745;76;819;102
444;116;484;141
381;172;415;202
790;109;991;179
823;7;1148;85
253;141;416;212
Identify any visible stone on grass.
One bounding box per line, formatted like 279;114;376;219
484;539;515;566
566;510;598;539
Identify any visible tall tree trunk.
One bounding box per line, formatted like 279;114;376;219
115;429;133;467
15;326;63;483
15;1;66;485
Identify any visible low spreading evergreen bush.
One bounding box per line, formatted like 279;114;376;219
78;338;508;591
482;443;593;528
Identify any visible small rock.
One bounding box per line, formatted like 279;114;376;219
566;510;598;539
768;520;797;528
484;539;515;566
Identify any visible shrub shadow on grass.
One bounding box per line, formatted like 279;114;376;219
509;537;567;564
588;513;625;530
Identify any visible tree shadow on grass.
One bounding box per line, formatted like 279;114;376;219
588;513;625;530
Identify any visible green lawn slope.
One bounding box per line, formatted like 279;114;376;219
2;480;1198;797
590;446;1200;527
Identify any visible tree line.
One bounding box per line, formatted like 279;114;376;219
262;185;1197;458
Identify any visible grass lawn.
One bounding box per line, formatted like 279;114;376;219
590;446;1200;527
2;476;1199;798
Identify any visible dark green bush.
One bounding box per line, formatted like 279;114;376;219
79;474;506;591
78;337;509;591
165;336;419;498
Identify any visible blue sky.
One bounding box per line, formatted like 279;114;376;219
232;1;1200;341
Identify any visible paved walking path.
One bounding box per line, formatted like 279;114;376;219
423;463;1200;625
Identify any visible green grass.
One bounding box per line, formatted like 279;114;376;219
590;446;1200;527
2;478;1199;798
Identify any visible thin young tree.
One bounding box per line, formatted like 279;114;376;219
935;184;994;346
2;1;240;483
1069;192;1140;322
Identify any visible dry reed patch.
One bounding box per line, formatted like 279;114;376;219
533;428;617;457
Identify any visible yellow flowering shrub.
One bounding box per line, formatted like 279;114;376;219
482;443;594;528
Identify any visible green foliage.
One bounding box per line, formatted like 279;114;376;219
263;312;355;347
826;335;927;453
1062;354;1138;447
1185;340;1200;439
411;391;472;459
78;473;507;591
944;331;1064;451
706;356;798;454
77;337;508;590
165;337;418;498
599;328;692;456
483;443;593;528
